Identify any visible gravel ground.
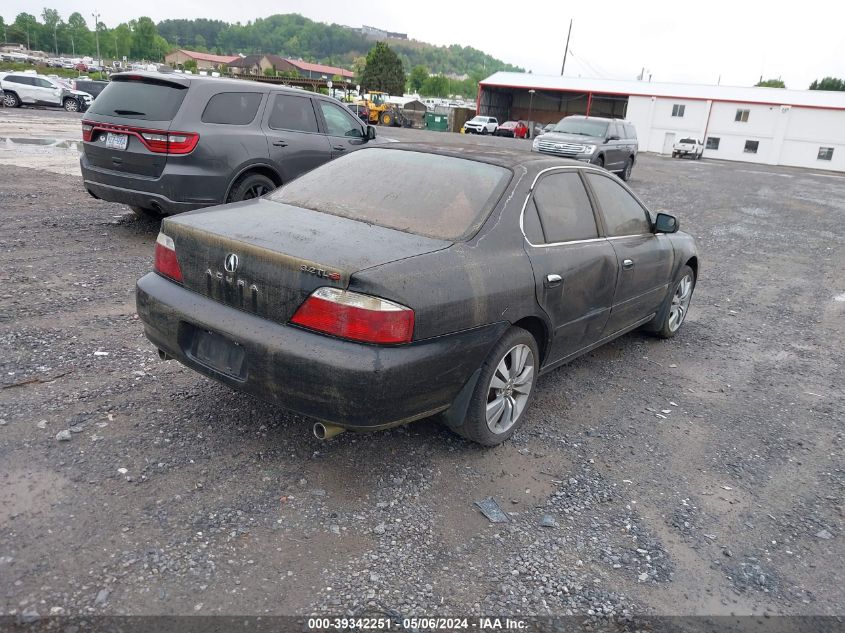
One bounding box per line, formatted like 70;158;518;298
1;109;843;623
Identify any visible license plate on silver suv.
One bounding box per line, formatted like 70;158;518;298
105;132;128;150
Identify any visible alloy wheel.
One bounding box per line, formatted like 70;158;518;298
244;184;269;199
485;343;535;434
668;274;693;332
64;99;79;112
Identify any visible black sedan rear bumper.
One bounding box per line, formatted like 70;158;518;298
136;273;507;430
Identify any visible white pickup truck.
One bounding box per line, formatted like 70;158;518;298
672;137;704;159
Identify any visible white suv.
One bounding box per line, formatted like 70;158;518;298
672;137;704;159
462;115;498;135
2;73;93;112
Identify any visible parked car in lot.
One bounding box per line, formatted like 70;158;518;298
494;120;529;139
672;137;703;159
532;115;638;181
136;145;698;446
72;79;109;99
1;73;93;112
462;115;498;134
80;72;378;219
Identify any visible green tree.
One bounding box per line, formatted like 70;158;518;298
809;77;845;91
12;13;40;49
131;16;163;60
756;78;785;88
408;64;428;93
361;42;405;96
421;74;449;97
263;66;276;76
183;59;198;73
66;12;91;55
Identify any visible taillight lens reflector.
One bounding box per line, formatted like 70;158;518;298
290;287;414;344
81;121;93;142
140;131;199;155
154;233;183;283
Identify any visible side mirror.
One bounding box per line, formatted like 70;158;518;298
366;125;376;141
607;135;621;141
654;212;679;233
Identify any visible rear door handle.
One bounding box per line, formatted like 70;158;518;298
333;145;347;152
544;273;563;288
622;259;635;270
272;140;288;147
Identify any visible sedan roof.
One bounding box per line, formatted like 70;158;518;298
379;142;586;171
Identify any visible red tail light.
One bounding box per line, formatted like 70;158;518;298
154;233;183;283
140;131;199;155
81;121;199;154
291;288;414;344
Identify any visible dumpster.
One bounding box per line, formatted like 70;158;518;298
425;111;449;132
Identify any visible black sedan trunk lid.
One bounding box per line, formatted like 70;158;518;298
162;198;451;324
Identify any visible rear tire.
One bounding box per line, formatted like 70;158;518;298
228;172;276;203
130;205;164;220
63;97;80;112
595;155;605;169
3;92;21;108
447;327;539;446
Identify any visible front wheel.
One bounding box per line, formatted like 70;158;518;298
620;158;633;181
481;127;488;135
447;327;539;446
595;155;605;169
63;97;80;112
652;265;696;338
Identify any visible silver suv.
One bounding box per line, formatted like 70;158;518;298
1;73;93;112
532;115;638;181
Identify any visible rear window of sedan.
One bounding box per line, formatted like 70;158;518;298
269;148;511;241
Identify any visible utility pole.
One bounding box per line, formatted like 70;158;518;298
560;19;572;75
71;34;75;56
54;24;58;56
91;11;101;63
528;89;536;139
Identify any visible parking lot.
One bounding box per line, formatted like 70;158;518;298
1;109;843;621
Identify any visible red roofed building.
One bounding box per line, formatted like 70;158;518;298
266;55;355;80
165;49;240;70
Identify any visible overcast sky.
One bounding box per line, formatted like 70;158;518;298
4;0;843;89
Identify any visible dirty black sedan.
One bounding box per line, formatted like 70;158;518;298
136;145;698;445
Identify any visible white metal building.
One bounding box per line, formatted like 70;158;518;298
478;72;845;172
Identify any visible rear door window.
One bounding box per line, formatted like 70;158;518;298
268;93;319;133
202;92;263;125
531;171;598;243
586;173;651;236
88;78;188;121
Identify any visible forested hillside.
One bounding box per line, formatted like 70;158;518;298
156;14;522;78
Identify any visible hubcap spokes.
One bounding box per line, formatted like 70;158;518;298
668;275;693;332
486;344;535;434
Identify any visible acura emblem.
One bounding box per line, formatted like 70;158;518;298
224;253;239;273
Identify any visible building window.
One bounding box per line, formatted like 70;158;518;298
671;104;685;117
818;147;834;161
706;137;720;150
744;140;759;154
735;109;750;122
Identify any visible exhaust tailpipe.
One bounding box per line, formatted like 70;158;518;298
313;422;346;440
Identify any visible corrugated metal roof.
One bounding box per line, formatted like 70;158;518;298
283;58;354;78
480;72;845;110
171;49;240;64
